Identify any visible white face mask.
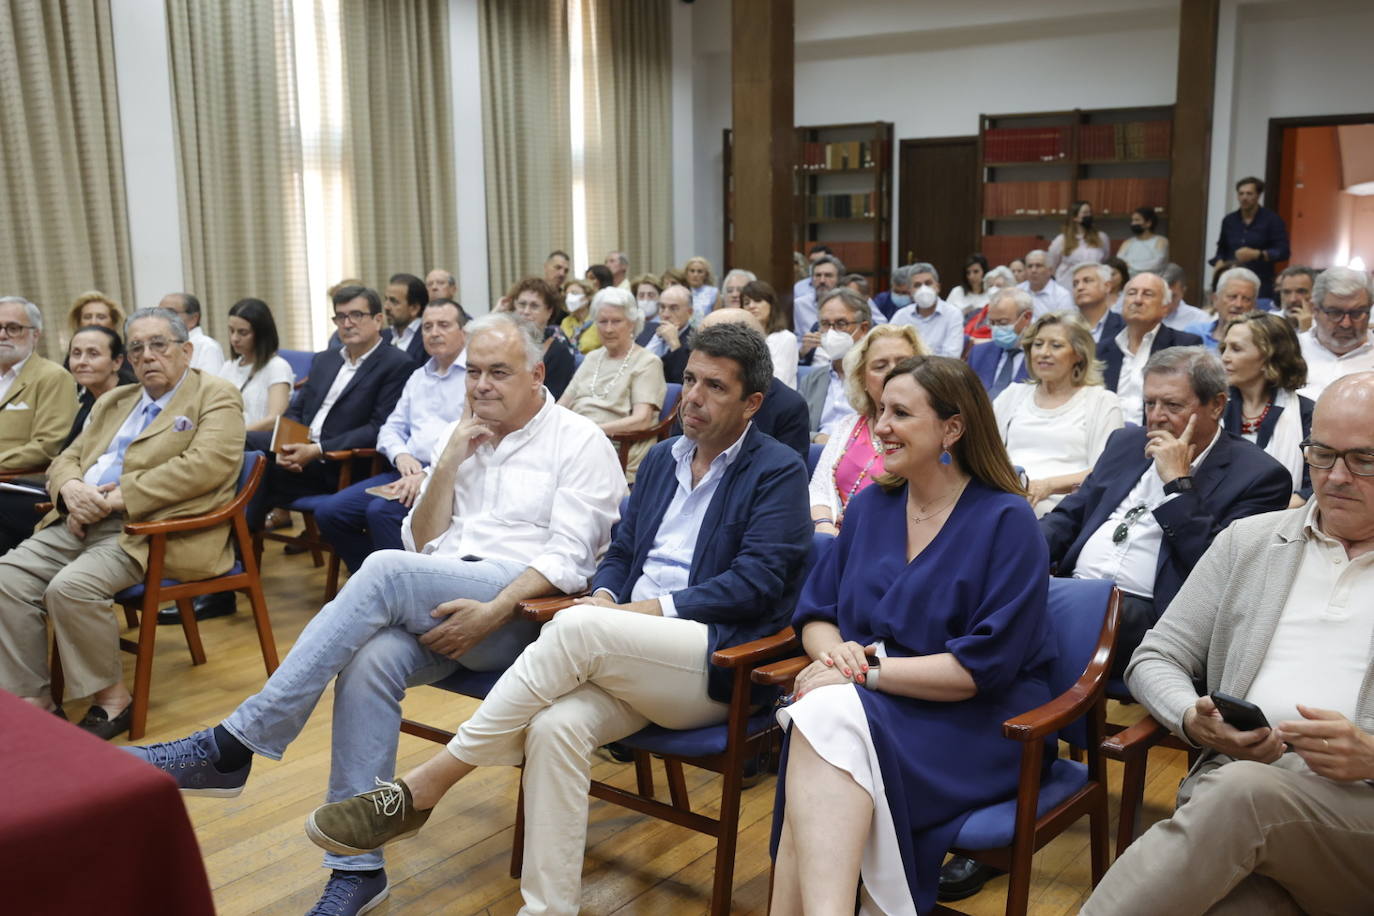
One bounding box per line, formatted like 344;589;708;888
818;328;855;363
914;286;938;309
566;292;586;310
639;297;659;319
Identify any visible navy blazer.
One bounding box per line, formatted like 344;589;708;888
967;343;1029;393
1096;324;1204;392
1040;425;1291;614
1097;310;1125;342
1222;389;1314;497
285;344;414;452
660;325;693;385
329;327;427;367
591;425;812;704
669;377;809;462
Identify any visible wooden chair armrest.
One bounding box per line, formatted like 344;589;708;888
1002;682;1101;743
1101;713;1174;761
0;466;46;482
516;594;588;623
609;412;676;447
711;627;798;668
36;502;53;513
323;449;359;462
751;655;810;687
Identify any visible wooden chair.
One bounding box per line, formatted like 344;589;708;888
0;465;46;482
755;578;1121;916
113;451;279;739
610;382;682;471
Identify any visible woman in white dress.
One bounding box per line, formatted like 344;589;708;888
740;279;799;388
1048;200;1110;288
216;298;295;431
683;256;719;314
945;253;991;317
1117;206;1169;276
992;311;1123;516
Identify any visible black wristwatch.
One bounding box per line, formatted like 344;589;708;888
1164;476;1195;496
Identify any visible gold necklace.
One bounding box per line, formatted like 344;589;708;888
909;478;969;523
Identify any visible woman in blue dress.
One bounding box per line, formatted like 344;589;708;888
770;354;1057;915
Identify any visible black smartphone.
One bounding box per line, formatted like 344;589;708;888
1210;691;1271;732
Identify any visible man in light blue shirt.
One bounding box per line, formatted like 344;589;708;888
890;262;966;358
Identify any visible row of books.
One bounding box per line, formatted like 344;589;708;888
1078;121;1171;161
797;140;879;171
1075;178;1169;214
983;126;1073;163
980;234;1043;269
806;241;879;274
803;192;880;220
983;181;1073;218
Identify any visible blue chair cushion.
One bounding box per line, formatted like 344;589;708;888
617;709;777;758
114;562;245;602
425;667;506;700
953;758;1088;850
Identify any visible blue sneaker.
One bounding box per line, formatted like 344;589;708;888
306;870;389;916
123;728;251;797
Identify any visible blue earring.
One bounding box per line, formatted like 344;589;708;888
939;448;952;466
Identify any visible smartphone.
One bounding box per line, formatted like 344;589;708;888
1210;691;1271;732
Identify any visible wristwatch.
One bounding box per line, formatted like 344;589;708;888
1164;476;1195;496
862;654;881;691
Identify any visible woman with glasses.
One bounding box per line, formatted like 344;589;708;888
216;298;295;432
1219;310;1313;505
508;277;575;398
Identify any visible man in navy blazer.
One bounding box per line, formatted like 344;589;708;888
967;287;1032;398
246;285;413;530
1041;347;1291;675
1097;272;1202;422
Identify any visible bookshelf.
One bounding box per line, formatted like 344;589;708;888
977;106;1173;268
723;121;894;292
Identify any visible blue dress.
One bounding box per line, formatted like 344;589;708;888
771;478;1057;913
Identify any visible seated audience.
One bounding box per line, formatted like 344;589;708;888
558;287;666;481
842;274;879;325
993;312;1123;516
381;273;429;366
1049;200;1110;288
1297;266;1374;400
66;290;126;339
216;298;294;433
891;262;964;358
560;277;600;354
771;354;1055;915
1104;256;1130;309
1117;206;1169;276
543;249;571;290
159;292;225;373
302;323;811;916
1072;262;1125;343
969;287;1033;398
1275;264;1316;333
683;255;719;314
1008;257;1027;285
64;326;127;443
424;268;457;302
1018;249;1073;316
1185;266;1261;350
659;266;687;291
872;262;912;322
798;289;874;441
1041;346;1291;677
740;279;798;388
794;254;843;342
510;279;575;398
793;244;834;303
719;268;755;312
1219;310;1313;503
642;284;694;384
584;263;613;294
604;250;630;289
314;298;469;578
1158;262;1209;330
128;313;627;914
630;273;663;331
0;307;243;737
962;264;1016;342
245;285;413;531
810;324;925;535
1082;371;1374;916
945;253;992;317
1098;272;1203;421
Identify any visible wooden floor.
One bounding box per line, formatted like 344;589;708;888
93;530;1190;915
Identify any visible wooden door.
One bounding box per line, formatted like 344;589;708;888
897;137;979;288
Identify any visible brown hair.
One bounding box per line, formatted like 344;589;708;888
1061;199;1107;257
1219;310;1308;392
507;276;565;325
876;355;1027;497
740;280;793;334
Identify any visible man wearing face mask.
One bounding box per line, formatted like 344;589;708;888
797;288;872;442
968;288;1033;398
795;255;845;356
872;264;917;322
890;262;965;358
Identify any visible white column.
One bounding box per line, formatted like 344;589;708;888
1204;0;1243;276
670;0;695;265
109;0;185;307
449;0;491;313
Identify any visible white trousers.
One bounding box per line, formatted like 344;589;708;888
448;604;729;916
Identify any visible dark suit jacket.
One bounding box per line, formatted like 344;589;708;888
670;377;809;462
329;327;426;367
282;343;414;452
660;325;693;385
967;343;1029;392
1040;426;1291;614
1097;310;1125;342
1096;323;1204;392
591;425;811;703
1222;389;1314;497
635;321;659;347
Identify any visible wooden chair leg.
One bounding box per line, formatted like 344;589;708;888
246;582;279;674
664;759;690;812
633;750;655;798
708;761;745;916
301;514;325;567
123;604;138;629
1115;751;1149;858
49;638;64;708
1089;785;1110;885
510;774;526;879
128;591;162;741
176;599;207;665
324;552;341;603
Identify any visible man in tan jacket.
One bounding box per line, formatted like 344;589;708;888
0;307;244;739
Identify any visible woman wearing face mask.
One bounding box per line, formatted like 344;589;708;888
630;274;664;340
962;265;1018;343
560;278;601;354
1117;206;1169;276
1048;200;1110;288
740;279;799;388
945;254;992;317
991;312;1122;516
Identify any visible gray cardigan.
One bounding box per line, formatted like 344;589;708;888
1126;505;1374;774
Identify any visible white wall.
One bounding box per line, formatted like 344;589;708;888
449;0;491;311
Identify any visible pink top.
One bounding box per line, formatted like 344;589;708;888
834;415;884;516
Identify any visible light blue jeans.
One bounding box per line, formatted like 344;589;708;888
222;549;537;872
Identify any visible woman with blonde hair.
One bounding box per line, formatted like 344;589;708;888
682;256;718;314
992;311;1123;515
810;324;927;534
66;291;126;338
1048;199;1110;288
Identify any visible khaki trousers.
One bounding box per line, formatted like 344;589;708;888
448;604;729;916
0;515;143;699
1082;753;1374;915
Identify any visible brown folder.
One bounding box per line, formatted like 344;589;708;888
270;415;312;455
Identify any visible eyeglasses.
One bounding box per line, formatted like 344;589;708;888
332;310;375;325
818;319;856;332
1301;440;1374;477
1314;305;1372;324
0;323;34;337
1112;504;1150;544
127;338;175;358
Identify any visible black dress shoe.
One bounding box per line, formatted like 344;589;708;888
937;855;1005;902
76;704;132;740
157;592;238;625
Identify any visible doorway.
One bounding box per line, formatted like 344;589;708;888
1265;114;1374;271
897;137;978;289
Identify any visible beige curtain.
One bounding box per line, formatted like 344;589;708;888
165;0;313;350
0;0;133;359
340;0;458;291
581;0;672;277
479;0;572;297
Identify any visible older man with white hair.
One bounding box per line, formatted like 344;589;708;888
1297;266;1374;400
604;251;630;289
1018;249;1073;316
424;269;457;302
1097;272;1203;421
968;287;1032;397
718;268;755;311
1184;266;1262;350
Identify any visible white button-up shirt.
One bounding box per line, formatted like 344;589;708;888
1018;279;1073;318
1113;323;1160;423
376;352;468;467
391;322;418;353
623;423;750;616
1162;302;1209;332
188;326;226;374
309;338;383;442
890;299;965;358
401;392;627;594
819;366;854;438
0;354;30;403
1297;330;1374;401
1073;428;1220;599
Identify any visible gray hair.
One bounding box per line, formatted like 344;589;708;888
0;296;42;333
126;306;189;342
1129;271;1173;307
607;251;629;270
1025;249;1049;263
1072;262;1113;285
1144;346;1227;404
1216;266;1261;298
1277;264;1317;287
988;286;1034;316
722;268;756;287
890;264;918;287
1314;266;1373;308
811;254;846;276
1161;263;1187;288
984;265;1016;289
465;311;544;370
909;261;939;284
818;287;871;324
590;286;644;336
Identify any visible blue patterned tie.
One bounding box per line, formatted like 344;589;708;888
991;353;1016;399
97;402;162;487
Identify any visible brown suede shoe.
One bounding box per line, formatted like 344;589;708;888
305;778;432;857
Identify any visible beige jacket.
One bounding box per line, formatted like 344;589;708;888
0;353;78;471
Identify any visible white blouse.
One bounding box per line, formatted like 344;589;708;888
767;330;799;388
216;354;295;425
946;286;990;317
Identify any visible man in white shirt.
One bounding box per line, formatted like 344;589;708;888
1083;371;1374;915
158;292;225;373
1017;250;1073;317
424;268;457;303
794;254;844;348
1159;263;1209;331
792;244;835;304
604;250;631;289
128;312;627;915
890;262;965;358
797;288;872;440
1298;266;1374;400
1097;273;1203;423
